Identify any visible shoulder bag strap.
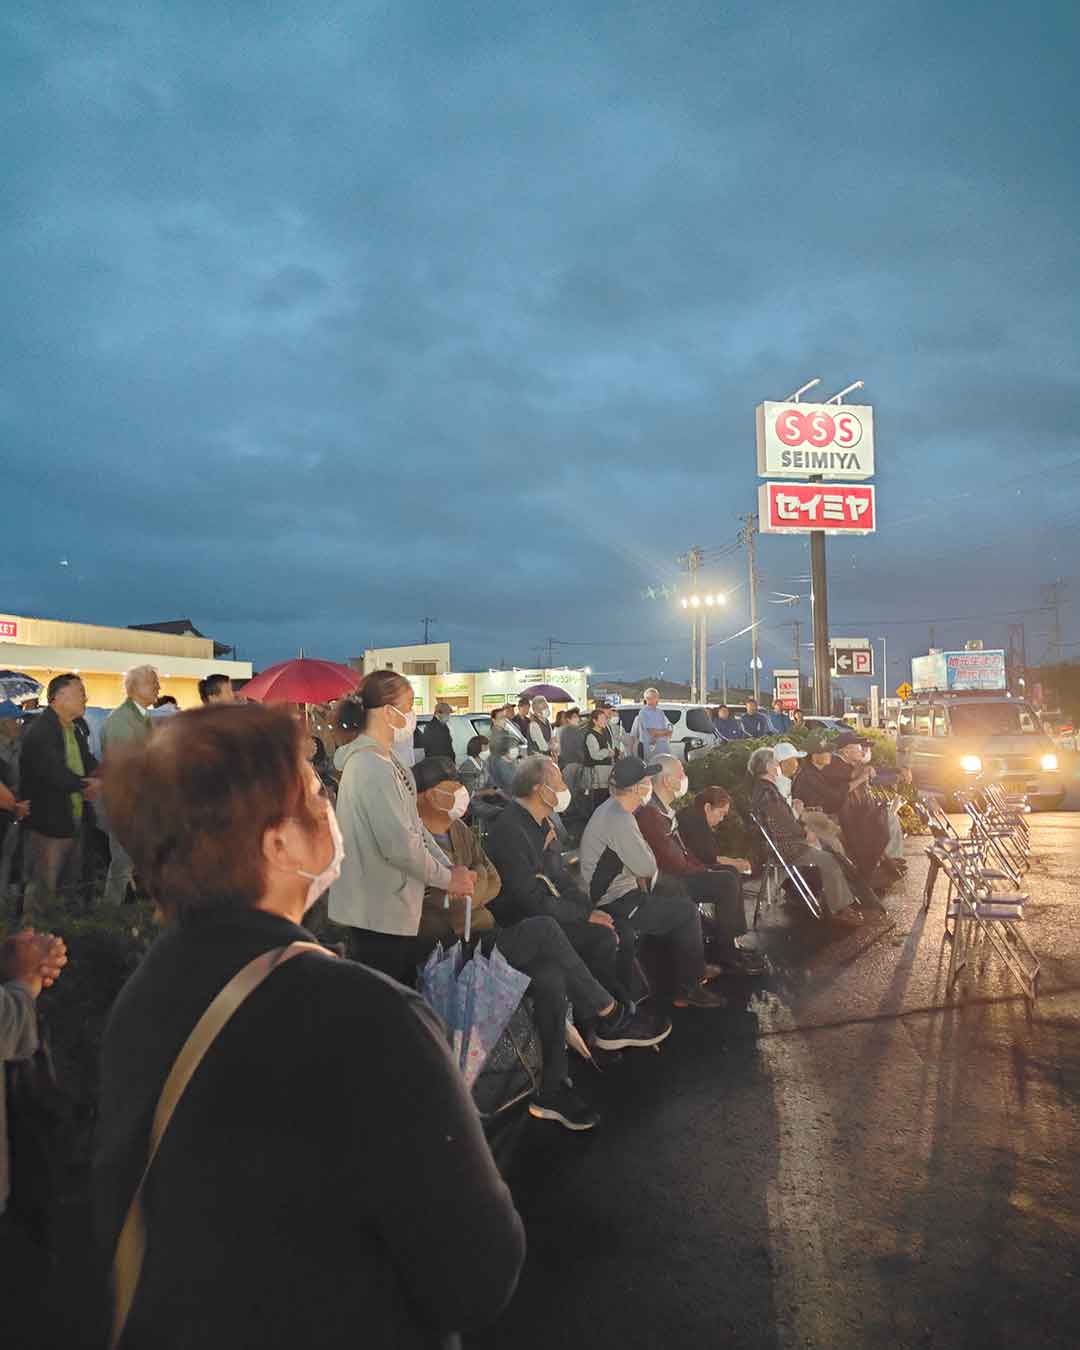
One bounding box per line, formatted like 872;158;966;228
109;940;336;1349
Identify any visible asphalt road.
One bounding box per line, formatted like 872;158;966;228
473;811;1080;1350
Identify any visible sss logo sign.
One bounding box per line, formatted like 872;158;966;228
756;401;875;479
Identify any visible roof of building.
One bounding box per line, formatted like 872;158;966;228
128;620;234;659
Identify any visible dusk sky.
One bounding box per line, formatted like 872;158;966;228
5;1;1078;697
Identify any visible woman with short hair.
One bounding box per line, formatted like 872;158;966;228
94;703;523;1349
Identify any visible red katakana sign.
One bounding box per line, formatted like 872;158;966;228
758;482;876;535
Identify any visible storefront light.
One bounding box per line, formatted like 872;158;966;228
1041;753;1059;772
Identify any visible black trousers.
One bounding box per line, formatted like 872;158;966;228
658;868;747;947
605;889;705;998
491;917;612;1094
345;928;421;986
557;918;635;1007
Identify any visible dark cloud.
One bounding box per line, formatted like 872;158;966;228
2;0;1078;687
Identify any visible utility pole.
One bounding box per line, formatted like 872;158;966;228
929;624;937;650
720;659;728;704
545;635;557;669
421;616;437;644
682;545;704;701
1041;579;1067;664
1007;621;1028;694
741;516;761;701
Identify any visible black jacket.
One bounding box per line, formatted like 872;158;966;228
93;908;524;1350
20;707;96;838
750;777;807;861
676;803;723;866
792;759;849;815
420;715;454;763
486;801;592;927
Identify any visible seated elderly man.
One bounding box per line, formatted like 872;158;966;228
636;756;766;976
749;745;864;928
415;756;652;1131
579;758;727;1008
486;756;670;1057
793;735;903;886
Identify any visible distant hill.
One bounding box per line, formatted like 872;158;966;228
588;678;758;705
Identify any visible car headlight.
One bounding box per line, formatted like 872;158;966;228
1041;753;1059;772
960;755;982;774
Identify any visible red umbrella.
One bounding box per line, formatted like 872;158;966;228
241;658;361;705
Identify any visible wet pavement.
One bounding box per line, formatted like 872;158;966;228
474;812;1080;1350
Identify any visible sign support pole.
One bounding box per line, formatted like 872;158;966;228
810;521;831;716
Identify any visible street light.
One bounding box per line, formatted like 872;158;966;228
678;592;729;699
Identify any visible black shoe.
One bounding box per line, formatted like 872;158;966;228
673;984;729;1009
593;1006;673;1051
528;1086;600;1131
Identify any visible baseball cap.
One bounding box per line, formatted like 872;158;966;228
412;757;462;794
611;758;663;790
834;731;871;750
772;741;806;762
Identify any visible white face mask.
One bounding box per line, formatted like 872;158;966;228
508;746;521;760
639;784;654;806
479;749;490;762
539;783;572;814
387;704;417;744
448;786;470;820
297;809;345;913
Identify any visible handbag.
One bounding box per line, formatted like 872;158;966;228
108;941;335;1350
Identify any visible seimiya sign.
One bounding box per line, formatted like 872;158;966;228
756;401;874;479
758;481;876;535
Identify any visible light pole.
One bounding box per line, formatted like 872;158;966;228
878;636;887;706
680;591;728;703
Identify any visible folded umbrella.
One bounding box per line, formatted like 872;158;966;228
418;942;530;1091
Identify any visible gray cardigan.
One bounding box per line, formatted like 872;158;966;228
328;735;453;936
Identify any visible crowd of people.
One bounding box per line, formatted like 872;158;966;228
0;666;909;1347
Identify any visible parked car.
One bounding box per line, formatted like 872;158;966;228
896;694;1064;809
799;715;848;735
611;703;719;763
413;711;493;763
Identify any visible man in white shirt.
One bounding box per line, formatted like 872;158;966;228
99;665;159;904
630;689;672;760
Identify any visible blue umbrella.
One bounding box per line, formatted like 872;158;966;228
0;670;42;703
418;941;531;1090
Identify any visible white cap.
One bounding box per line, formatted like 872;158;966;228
772;741;806;761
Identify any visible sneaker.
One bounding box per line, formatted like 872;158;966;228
673;984;729;1009
528;1086;600;1131
593;1006;673;1051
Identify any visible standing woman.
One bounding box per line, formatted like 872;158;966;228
94;704;522;1349
329;671;475;983
582;707;617;809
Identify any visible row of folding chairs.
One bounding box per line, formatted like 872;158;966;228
915;787;1038;1009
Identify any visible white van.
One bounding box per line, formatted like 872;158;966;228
413;712;493;763
610;703;718;763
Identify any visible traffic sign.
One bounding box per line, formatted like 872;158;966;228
830;638;874;677
896;681;913;701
